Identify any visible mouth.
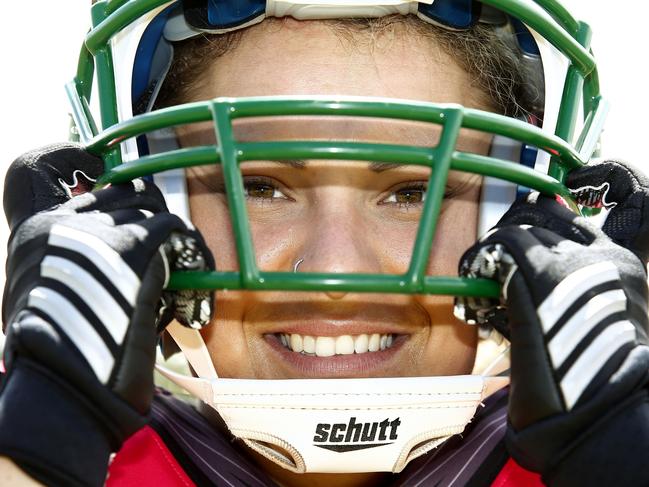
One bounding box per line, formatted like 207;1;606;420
276;332;397;356
264;330;408;378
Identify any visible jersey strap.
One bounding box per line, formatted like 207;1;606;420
106;425;195;487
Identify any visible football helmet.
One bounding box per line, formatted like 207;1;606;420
65;0;605;474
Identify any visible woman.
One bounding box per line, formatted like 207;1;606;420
1;1;648;486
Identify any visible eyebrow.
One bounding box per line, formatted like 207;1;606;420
270;160;400;172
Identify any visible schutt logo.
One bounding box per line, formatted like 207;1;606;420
313;417;401;452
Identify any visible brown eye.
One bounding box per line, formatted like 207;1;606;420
242;177;288;201
247;183;276;199
382;183;427;207
394;188;425;204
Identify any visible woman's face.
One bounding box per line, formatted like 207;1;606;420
179;20;493;380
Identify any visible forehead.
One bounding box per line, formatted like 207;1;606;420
177;20;494;171
190;19;483;109
179;116;490;156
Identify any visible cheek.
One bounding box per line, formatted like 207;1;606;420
188;188;238;271
428;191;479;276
415;188;480;375
368;218;419;274
248;211;305;271
373;184;481;277
416;293;478;375
189;190;305;274
189;177;258;377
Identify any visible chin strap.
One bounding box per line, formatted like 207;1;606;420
156;322;509;473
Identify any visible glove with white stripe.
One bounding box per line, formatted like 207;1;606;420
0;144;214;486
454;165;649;486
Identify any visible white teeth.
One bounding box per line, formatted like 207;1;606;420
335;335;354;355
354;334;369;354
290;334;303;353
315;337;336;357
279;333;396;356
303;335;316;354
368;333;380;352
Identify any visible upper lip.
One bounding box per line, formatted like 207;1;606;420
267;322;410;337
244;297;430;337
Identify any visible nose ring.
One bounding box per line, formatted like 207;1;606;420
293;258;304;273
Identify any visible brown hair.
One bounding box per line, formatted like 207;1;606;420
154;16;537;118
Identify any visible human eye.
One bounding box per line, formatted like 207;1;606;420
243;176;289;202
381;182;428;209
379;180;464;212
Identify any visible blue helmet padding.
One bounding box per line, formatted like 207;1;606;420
418;0;476;30
132;6;174;106
207;0;265;29
199;0;478;31
519;143;539;170
511;17;540;55
132;4;177;156
515;143;539;199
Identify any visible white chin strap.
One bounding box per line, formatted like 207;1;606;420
156;322;508;474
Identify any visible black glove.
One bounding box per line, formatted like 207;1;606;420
0;144;214;486
454;160;649;486
567;158;649;264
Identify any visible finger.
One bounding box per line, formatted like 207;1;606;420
474;224;547;282
496;194;597;245
159;231;215;331
65;179;169;216
55;208;157;229
526;225;578;249
112;212;192;278
3;143;103;230
456;225;542;336
105;209;156;226
113;249;165;407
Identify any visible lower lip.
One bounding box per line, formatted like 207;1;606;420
263;334;407;378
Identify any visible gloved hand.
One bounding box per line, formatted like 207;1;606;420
567;158;649;263
0;143;214;487
454;159;649;486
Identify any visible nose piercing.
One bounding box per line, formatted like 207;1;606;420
293;258;304;273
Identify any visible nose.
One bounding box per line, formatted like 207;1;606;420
296;205;383;300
